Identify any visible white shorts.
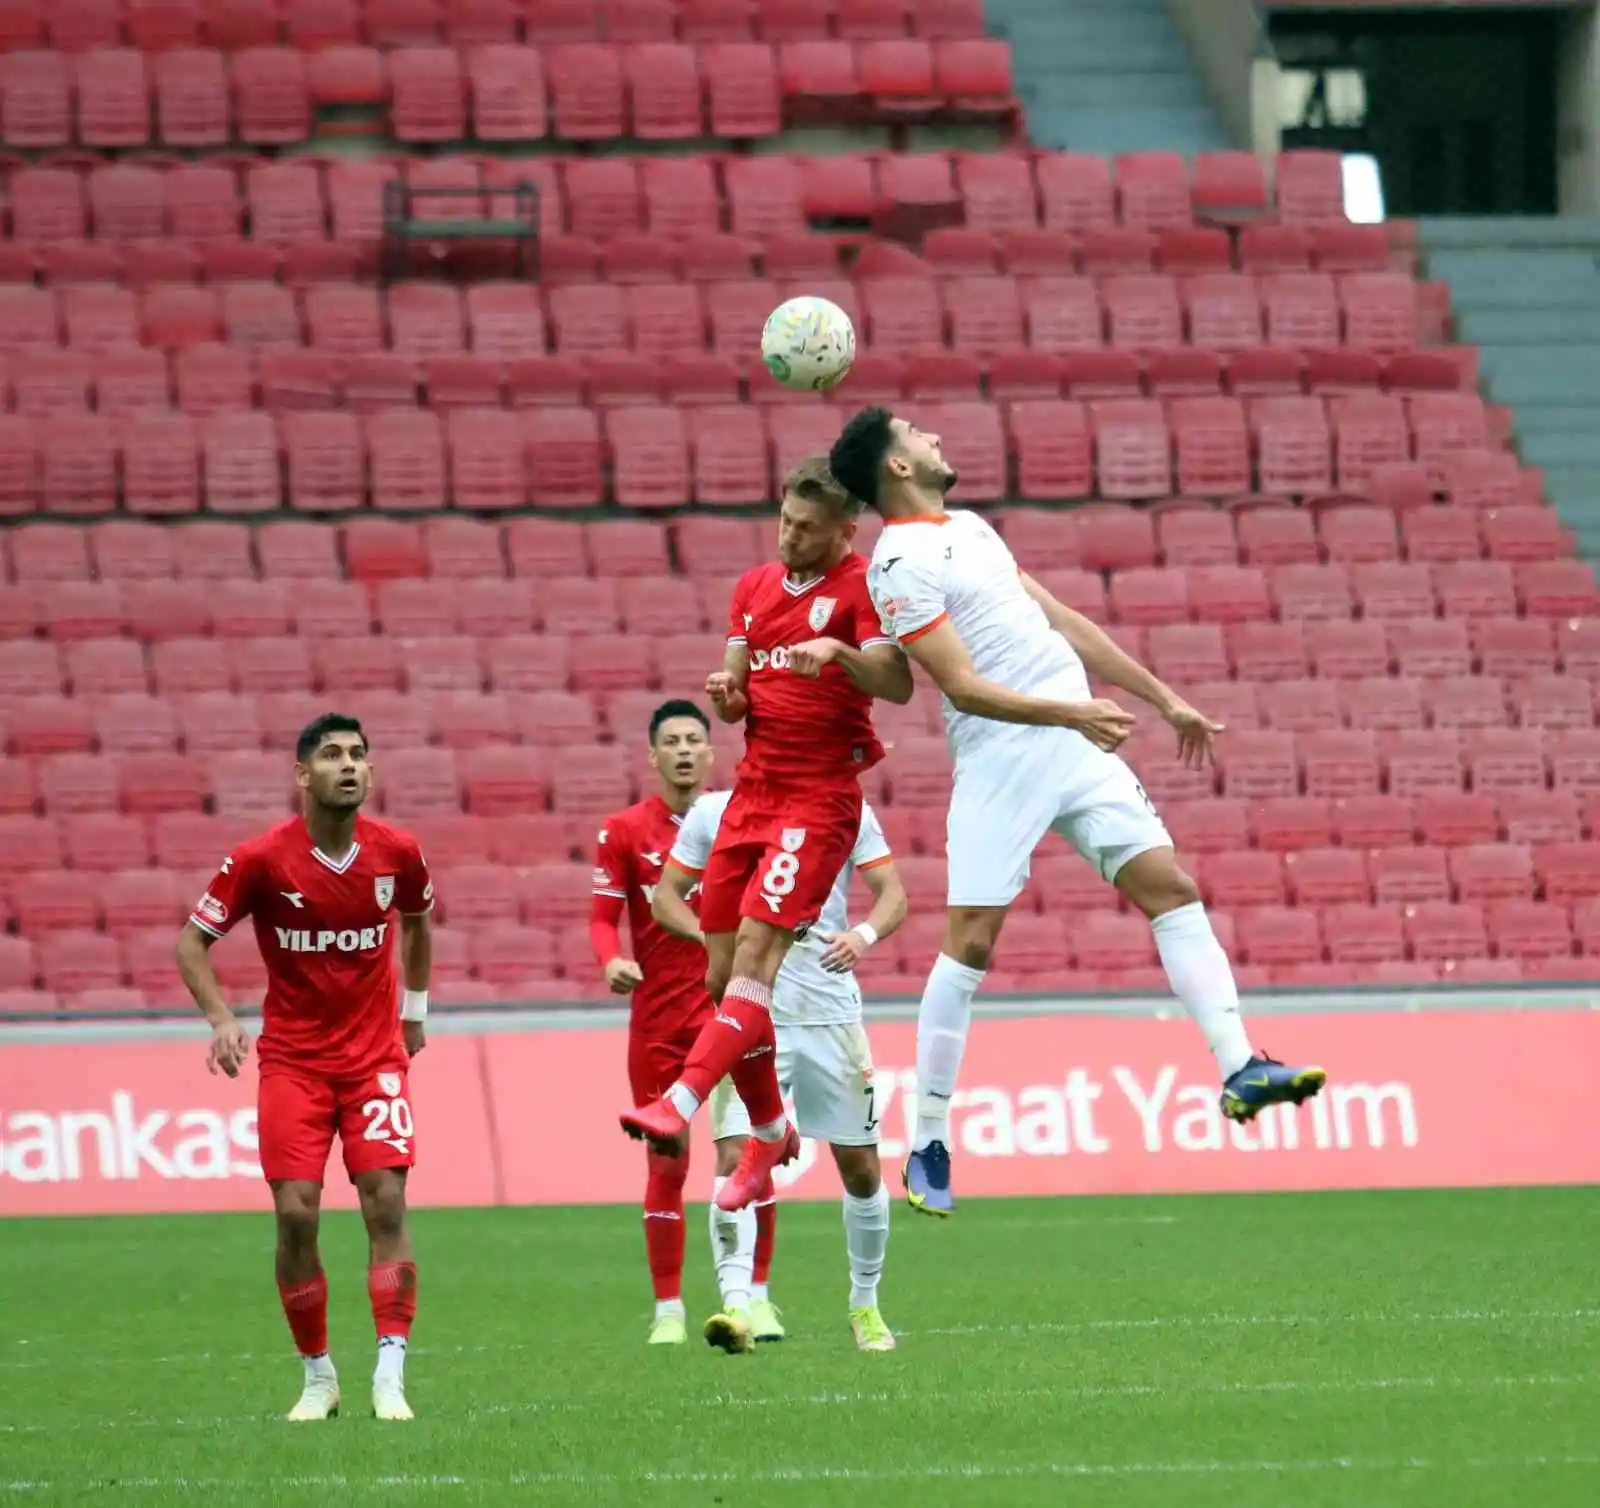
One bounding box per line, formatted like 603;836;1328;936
776;1022;879;1148
947;731;1172;908
707;1076;752;1141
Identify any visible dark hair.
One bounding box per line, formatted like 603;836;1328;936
783;455;860;519
649;699;710;744
296;713;368;763
828;406;896;511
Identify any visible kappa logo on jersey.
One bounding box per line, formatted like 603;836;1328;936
374;875;394;911
642;852;662;867
280;891;304;908
808;596;837;632
274;923;391;954
196;893;227;926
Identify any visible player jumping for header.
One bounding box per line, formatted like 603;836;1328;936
591;700;782;1348
826;409;1326;1217
618;458;914;1213
175;713;434;1421
655;788;908;1353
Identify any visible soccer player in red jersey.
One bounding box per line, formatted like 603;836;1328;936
620;458;914;1209
174;714;434;1424
591;700;783;1348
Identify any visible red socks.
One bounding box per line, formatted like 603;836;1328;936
679;978;786;1125
367;1261;418;1341
753;1200;776;1288
643;1150;689;1302
278;1272;329;1358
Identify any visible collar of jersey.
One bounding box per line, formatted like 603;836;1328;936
310;842;361;874
883;512;950;527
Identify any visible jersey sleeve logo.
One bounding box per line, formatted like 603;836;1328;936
196;893;227;925
808;596;837;633
374;875;395;911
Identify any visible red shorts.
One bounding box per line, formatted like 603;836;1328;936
258;1063;417;1186
697;779;862;936
627;1031;697;1107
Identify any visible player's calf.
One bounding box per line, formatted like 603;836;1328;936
356;1169;418;1420
832;1144;894;1352
272;1180;341;1417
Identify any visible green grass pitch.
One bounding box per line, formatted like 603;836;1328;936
1;1188;1596;1506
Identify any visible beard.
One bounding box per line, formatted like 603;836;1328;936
923;460;958;494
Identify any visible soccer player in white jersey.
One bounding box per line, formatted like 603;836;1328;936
825;408;1326;1216
653;793;908;1353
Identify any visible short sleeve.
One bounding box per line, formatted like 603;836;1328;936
726;570;753;647
396;839;434;914
593;817;630;898
669;799;717;875
867;548;947;645
189;847;261;939
853;802;893;870
846;568;896;652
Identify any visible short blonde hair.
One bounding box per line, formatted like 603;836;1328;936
783;455;862;519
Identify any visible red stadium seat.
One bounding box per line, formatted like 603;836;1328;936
76;48;151;147
391;47;466;142
232;48;310;145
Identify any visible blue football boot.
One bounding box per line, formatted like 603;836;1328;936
903;1140;955;1217
1221;1054;1327;1124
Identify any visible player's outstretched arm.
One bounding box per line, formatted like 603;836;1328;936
651;861;706;946
1019;571;1224;765
901;618;1136;751
175;922;251;1078
398;909;431;1056
819;857;909;974
789;638;914;704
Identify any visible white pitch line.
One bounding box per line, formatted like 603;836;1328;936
2;1454;1598;1493
0;1374;1592;1437
2;1306;1595;1373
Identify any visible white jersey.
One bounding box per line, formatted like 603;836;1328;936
671;792;891;1026
866;509;1092;763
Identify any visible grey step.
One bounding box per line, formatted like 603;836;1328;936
1003;34;1191;71
1499;405;1600;438
1477;348;1600;405
1421;216;1600;250
1456;308;1600;345
1029;106;1228;155
1021;72;1210;108
1518;432;1600;467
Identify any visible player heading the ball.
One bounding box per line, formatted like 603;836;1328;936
827;408;1327;1218
619;457;913;1213
175;713;435;1423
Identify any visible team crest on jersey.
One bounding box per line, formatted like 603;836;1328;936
808;597;837;632
378;1073;402;1096
374;875;395;911
196;893;226;925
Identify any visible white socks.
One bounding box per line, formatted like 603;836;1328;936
374;1335;406;1385
304;1352;336;1383
843;1186;890;1310
665;1083;702;1120
709;1176;755;1312
1151;901;1253;1080
913;953;984;1151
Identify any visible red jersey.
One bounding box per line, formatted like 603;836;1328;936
190;815;433;1078
591;795;712;1041
727;553;891;788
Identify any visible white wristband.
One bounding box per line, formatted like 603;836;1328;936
852;922;879;949
401;990;428;1022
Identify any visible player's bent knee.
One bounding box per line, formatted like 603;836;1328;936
732;918;790;986
1116;848;1201;919
943;907;1004;971
831;1144;881;1199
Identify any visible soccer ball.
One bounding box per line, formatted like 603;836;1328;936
761;295;856;391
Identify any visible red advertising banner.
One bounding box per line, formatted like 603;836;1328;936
2;1011;1596;1217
